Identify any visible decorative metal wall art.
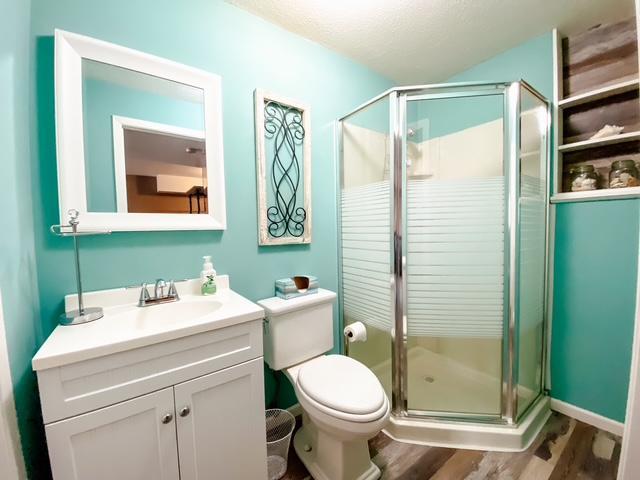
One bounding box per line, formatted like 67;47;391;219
254;89;311;245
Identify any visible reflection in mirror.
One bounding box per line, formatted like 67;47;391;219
81;58;208;214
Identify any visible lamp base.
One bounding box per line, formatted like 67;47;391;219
59;307;104;326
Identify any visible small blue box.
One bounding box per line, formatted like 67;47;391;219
275;275;318;300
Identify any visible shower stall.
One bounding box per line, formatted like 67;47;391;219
337;82;551;450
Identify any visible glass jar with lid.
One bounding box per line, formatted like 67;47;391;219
609;159;640;189
568;164;598;192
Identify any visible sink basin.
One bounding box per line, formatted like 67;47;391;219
109;298;222;330
32;276;265;370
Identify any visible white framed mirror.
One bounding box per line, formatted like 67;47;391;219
54;29;226;231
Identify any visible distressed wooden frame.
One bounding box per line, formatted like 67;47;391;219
254;89;312;245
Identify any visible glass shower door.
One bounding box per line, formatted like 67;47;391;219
339;96;393;399
403;92;506;417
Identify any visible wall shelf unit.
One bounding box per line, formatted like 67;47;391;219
553;18;640;202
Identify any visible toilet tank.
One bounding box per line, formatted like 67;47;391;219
258;289;337;370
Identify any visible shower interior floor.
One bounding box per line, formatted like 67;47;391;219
371;345;530;415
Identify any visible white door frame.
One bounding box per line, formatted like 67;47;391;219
619;282;640;477
618;2;640;478
618;232;640;479
0;291;26;479
111;115;205;213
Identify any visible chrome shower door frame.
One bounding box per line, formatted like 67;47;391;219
337;81;550;427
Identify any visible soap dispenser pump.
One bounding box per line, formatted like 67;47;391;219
200;256;217;295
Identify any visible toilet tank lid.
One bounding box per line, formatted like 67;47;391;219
257;288;336;317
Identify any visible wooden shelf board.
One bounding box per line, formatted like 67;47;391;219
559;131;640;153
551;186;640;203
558;78;639;108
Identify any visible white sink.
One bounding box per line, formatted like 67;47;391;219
108;297;223;330
32;275;264;370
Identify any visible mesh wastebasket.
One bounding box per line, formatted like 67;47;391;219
265;409;296;480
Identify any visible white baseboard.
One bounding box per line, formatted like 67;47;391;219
550;398;624;436
286;403;302;417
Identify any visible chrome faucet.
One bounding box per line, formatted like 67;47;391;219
136;279;180;307
154;279;167;298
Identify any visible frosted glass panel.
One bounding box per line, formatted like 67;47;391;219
405;94;504;415
340;98;392;398
517;89;548;417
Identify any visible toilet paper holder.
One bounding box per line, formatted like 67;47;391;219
343;322;367;356
343;328;351;356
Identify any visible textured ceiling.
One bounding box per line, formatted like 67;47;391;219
227;0;635;84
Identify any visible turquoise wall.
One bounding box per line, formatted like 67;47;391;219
445;31;637;422
552;200;638;421
447;32;554;98
0;0;50;477
18;0;392;475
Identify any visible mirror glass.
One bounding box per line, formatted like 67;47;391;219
81;59;208;214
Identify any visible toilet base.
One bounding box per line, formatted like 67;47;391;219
293;418;381;480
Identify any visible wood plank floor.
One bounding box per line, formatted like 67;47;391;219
281;412;621;480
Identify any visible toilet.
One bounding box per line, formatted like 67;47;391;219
259;289;390;480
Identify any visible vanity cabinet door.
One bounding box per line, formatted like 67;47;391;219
45;387;179;480
174;357;268;480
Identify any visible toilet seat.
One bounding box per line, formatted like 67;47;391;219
295;355;388;423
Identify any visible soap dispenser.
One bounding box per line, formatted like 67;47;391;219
200;255;217;295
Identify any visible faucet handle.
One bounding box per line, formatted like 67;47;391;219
138;283;151;306
167;280;180;300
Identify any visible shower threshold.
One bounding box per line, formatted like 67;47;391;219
384;395;551;452
370;346;551;451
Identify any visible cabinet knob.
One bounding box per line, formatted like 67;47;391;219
179;406;191;417
161;413;173;424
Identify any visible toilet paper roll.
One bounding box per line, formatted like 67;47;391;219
344;322;367;343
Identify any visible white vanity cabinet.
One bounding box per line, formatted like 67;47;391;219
45;387;180;480
33;309;269;480
45;357;266;480
175;358;267;479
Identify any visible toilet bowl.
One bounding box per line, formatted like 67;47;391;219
286;355;389;480
259;289;390;480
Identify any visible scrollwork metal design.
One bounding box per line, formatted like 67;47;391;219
264;100;307;238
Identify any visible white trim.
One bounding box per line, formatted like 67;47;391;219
549;398;624;436
618;6;640;478
111;115;205;213
547;28;561;389
619;236;640;478
558;79;640;108
551;28;562;197
551;187;640;203
55;29;226;231
0;292;26;479
558;131;640;152
254;89;312;245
